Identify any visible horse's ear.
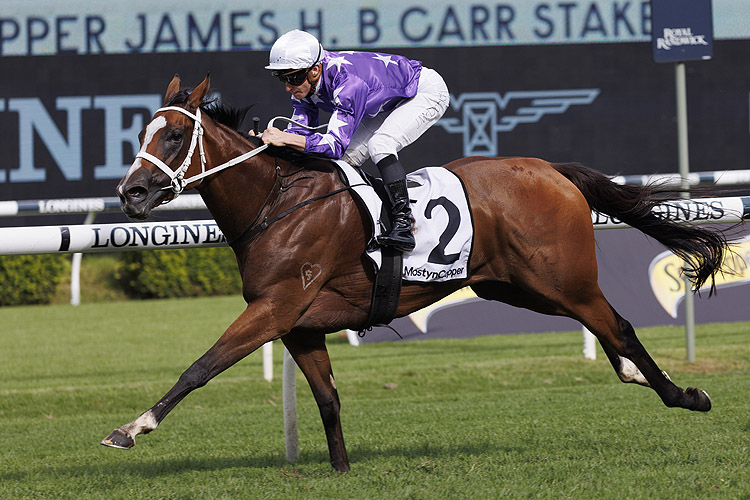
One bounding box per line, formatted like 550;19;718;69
164;74;181;106
187;74;211;110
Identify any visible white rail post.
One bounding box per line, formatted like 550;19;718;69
345;329;361;346
262;342;273;382
582;326;597;360
70;212;96;306
282;347;299;462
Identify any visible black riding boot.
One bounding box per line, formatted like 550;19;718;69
379;178;416;252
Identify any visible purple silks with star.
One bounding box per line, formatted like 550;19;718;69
284;50;423;159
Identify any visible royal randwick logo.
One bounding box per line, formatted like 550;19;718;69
436;89;599;157
655;27;709;51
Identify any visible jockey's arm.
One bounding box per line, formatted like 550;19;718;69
255;126;307;152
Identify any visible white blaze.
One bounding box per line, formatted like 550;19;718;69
120;115;167;190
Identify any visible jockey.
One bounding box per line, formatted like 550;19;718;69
257;29;449;253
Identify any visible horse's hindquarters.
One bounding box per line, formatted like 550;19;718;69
452;157;598;291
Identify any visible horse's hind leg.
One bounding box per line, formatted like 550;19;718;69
598;340;651;386
574;293;711;412
471;282;710;411
597;335;673;387
472;283;649;386
282;330;350;472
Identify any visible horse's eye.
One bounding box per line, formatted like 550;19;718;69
168;131;183;143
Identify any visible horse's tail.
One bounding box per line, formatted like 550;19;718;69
552;162;729;293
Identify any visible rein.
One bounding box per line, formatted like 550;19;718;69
136;108;331;196
136;106;271;195
136;106;364;245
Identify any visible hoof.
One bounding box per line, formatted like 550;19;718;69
332;462;351;473
100;428;135;449
686;387;712;412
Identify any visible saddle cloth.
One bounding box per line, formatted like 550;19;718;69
334;160;474;283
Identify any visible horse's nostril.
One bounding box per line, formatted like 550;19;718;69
126;186;148;200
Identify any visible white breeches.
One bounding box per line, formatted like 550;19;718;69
341;67;450;167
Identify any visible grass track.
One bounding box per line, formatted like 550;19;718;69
1;295;749;499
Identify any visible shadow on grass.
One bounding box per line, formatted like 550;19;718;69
0;440;515;484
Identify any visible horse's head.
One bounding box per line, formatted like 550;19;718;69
117;74;210;220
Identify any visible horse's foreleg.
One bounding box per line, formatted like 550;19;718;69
282;330;350;472
101;301;284;450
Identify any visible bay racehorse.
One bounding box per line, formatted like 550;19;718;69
104;75;730;472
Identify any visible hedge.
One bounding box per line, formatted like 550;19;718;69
0;254;68;306
115;246;242;299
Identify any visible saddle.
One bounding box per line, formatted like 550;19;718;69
333;161;474;330
229;155;473;331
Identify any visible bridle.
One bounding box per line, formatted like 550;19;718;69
136;106;328;196
135;106;273;196
134;106;357;246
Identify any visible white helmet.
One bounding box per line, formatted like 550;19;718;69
265;30;323;71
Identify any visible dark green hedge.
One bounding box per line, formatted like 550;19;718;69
115;247;242;299
0;254;68;306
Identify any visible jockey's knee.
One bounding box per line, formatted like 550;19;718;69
367;135;402;166
341;145;369;167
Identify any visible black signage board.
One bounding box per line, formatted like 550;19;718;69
652;0;714;63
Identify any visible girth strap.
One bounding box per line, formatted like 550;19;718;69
363;245;403;329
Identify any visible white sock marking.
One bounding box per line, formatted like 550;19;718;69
121;410;159;437
618;356;649;385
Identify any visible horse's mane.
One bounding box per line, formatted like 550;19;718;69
164;89;248;131
165;88;313;164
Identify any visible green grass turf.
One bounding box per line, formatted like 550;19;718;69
1;296;748;499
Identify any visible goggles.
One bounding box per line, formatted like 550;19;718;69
272;68;310;86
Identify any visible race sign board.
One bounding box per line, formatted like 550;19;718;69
651;0;714;63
